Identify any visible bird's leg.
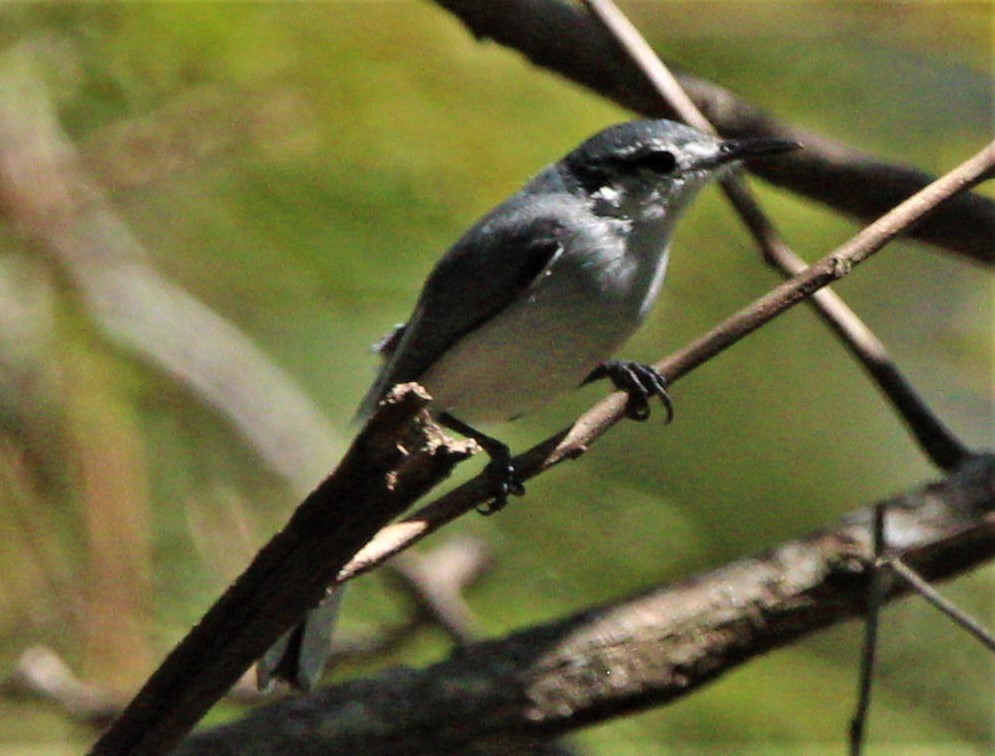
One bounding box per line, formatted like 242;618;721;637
438;412;525;515
584;360;674;423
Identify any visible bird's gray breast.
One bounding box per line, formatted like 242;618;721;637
558;209;672;327
417;209;671;423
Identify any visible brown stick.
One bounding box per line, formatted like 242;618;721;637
581;0;971;470
431;0;995;266
90;385;475;756
341;140;995;586
177;456;995;754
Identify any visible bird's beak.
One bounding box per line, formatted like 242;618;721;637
713;136;802;166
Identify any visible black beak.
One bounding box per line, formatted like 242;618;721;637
714;136;802;165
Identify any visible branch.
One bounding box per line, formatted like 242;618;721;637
430;0;995;266
387;535;494;643
93;87;991;756
2;646;123;729
849;503;887;754
339;140;995;585
581;0;972;471
75;17;992;750
90;385;476;756
177;456;995;754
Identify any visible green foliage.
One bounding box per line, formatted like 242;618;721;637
0;2;990;752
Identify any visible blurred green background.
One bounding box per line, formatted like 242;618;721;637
0;2;991;753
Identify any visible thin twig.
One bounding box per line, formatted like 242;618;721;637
849;503;887;756
179;457;995;754
91;385;476;756
341;141;995;586
387;535;493;643
887;557;995;653
848;501;995;755
573;12;990;740
431;0;995;266
581;0;972;471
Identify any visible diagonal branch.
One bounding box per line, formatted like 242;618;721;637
85;15;993;750
430;0;995;266
581;0;972;471
177;456;995;754
90;385;476;756
340;140;995;586
100;110;989;756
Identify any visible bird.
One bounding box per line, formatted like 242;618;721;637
258;118;799;690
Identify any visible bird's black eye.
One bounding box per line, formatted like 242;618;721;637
642;150;676;174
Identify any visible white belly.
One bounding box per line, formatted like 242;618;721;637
420;238;670;423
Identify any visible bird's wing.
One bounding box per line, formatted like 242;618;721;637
370;323;406;359
355;198;569;421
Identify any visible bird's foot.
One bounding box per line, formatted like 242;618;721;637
478;449;526;516
585;360;674;423
438;413;525;515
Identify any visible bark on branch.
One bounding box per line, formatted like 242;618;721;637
177;456;995;755
430;0;995;266
90;385;476;756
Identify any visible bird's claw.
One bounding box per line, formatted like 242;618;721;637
438;412;525;515
477;453;525;515
588;360;674;424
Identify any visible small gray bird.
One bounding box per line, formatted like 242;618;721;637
259;118;799;690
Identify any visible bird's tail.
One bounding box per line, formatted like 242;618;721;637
257;587;344;692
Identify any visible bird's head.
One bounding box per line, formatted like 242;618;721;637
560;119;799;221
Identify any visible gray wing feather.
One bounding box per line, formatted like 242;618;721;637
355;196;568;421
